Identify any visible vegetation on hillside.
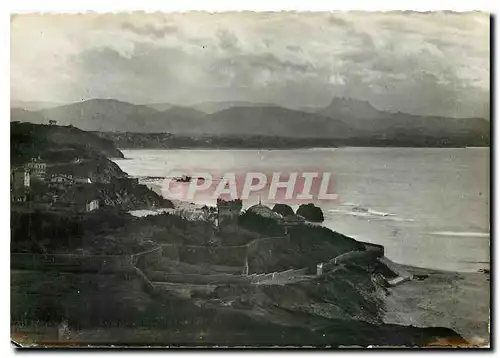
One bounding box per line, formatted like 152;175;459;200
297;203;325;222
11;270;466;346
11;121;123;167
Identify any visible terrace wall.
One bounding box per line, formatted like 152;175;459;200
131;247;163;269
11;253;133;273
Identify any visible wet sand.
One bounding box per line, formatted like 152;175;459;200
383;264;490;346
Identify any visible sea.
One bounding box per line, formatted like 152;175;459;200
112;147;490;273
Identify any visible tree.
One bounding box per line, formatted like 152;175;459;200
272;203;295;217
297;203;324;222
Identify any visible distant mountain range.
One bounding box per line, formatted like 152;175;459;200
319;98;489;138
34;99;159;132
11;100;65;111
146;101;279;114
10;97;490;146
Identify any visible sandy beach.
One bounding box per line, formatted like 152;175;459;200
383;264;490;346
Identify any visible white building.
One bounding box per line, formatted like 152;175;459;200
75;177;92;184
25;159;46;179
85;199;99;212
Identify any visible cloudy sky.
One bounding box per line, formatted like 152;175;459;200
11;11;490;117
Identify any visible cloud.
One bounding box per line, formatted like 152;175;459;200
286;45;302;53
10;12;490;118
216;29;240;51
121;21;177;39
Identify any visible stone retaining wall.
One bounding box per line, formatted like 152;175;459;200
131;247;163;269
11;253;133;273
146;271;251;285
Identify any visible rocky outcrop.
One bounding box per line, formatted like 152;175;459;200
272;203;295;217
296;203;324;222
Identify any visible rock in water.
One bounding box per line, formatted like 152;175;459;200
297;203;324;222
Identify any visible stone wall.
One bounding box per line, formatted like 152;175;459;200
159;235;290;271
160;244;180;261
247;235;290;254
152;282;218;299
359;241;384;257
131;247;163;269
178;245;248;267
133;267;155;293
146;271;251;285
11;253;133;273
146;266;309;286
320;243;384;273
250;267;309;284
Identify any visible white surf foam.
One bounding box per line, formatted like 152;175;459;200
428;231;490;238
328;207;412;221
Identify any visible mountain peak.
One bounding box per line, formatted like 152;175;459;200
321;97;382;119
78;98;138;107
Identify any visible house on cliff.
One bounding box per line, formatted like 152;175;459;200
48;173;92;189
49;174;74;189
25;158;46;180
54;184;102;212
85;199;100;212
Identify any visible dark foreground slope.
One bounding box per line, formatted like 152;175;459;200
11;206;470;347
11;270;466;347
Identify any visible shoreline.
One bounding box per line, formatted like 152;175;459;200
129;192;490;272
119;171;491;345
12;201;490;346
382;261;490;345
114;145;490;151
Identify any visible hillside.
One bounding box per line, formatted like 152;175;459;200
33;99;356;138
191;101;276;114
146;106;208;134
11;270;466;347
144;102;174;112
204;106;354;138
319;98;490;140
10;121;173;211
11;208;469;346
38;100;208;134
11;100;64;111
11;97;490;146
10;108;48;124
40;99;160;132
11;121;124;166
96;132;344;149
148;100;321;115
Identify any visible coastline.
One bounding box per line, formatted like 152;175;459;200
163;197;492;344
381;261;490;345
113;145;490;152
126;194;490;345
110;145;491;347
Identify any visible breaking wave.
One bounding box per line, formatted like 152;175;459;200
428;231;490;238
327;207;414;222
328;202;415;221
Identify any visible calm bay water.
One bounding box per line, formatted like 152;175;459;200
113;147;490;272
